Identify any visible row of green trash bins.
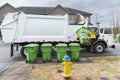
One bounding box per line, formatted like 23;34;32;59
115;34;120;43
24;43;80;63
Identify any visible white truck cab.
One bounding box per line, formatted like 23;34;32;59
99;27;114;48
89;26;115;49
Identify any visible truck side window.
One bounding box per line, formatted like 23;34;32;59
104;28;112;34
100;28;103;33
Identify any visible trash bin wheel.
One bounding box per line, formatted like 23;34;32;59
57;60;61;63
33;59;37;63
42;60;45;63
20;47;26;58
25;59;28;63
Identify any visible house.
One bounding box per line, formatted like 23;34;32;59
0;3;17;24
0;3;93;37
17;5;92;25
0;3;92;25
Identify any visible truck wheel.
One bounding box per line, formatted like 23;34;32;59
20;47;26;58
94;43;105;53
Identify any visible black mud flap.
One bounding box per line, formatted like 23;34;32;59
112;45;115;49
10;43;14;57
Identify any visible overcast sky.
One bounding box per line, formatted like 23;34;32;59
0;0;120;25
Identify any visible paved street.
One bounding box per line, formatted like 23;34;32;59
0;44;12;73
80;43;120;57
0;43;24;73
0;42;120;74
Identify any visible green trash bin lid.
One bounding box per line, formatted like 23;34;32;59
41;43;52;47
56;43;67;53
69;43;80;51
69;43;80;47
56;43;67;47
41;43;52;48
24;44;39;48
41;43;52;52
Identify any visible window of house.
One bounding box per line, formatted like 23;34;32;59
68;15;79;25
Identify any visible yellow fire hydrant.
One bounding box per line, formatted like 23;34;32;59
61;55;72;78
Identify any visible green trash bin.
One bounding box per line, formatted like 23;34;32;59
24;44;39;63
116;34;120;43
79;34;89;45
41;43;52;62
69;43;80;61
76;27;90;45
56;43;67;62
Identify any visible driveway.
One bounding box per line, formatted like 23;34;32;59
0;43;12;73
0;43;24;73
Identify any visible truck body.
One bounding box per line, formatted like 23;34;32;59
0;12;83;43
0;12;115;57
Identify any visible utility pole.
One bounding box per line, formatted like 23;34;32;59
95;14;100;27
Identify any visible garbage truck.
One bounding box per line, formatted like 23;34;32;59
0;12;115;58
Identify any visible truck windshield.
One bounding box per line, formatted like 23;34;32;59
89;27;97;32
104;28;112;34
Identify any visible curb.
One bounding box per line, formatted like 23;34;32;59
0;63;12;74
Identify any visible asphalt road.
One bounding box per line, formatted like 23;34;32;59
80;43;120;57
0;43;24;73
0;43;120;73
0;44;12;73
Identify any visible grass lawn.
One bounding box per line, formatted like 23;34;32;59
28;56;120;80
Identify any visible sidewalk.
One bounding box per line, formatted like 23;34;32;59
0;61;33;80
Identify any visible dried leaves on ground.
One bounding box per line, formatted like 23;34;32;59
28;56;120;80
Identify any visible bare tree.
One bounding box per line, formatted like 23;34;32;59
109;9;120;35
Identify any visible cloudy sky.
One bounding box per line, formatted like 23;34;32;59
0;0;120;25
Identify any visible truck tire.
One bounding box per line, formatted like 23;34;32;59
20;47;26;58
94;43;105;53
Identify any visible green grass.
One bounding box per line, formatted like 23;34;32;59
104;57;119;62
102;66;116;73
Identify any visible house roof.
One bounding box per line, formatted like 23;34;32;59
0;3;92;15
16;5;92;15
0;3;93;25
65;7;92;15
17;7;53;15
47;5;71;14
0;3;17;10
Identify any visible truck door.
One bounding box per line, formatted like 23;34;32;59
103;28;114;43
99;28;104;39
99;28;113;42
